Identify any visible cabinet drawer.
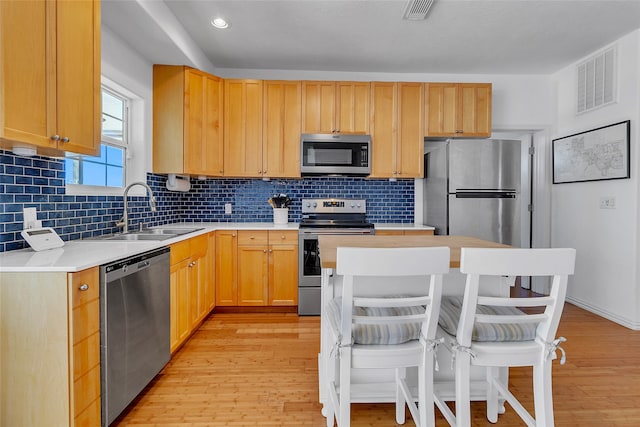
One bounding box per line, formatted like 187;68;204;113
73;331;100;382
74;397;100;427
268;230;298;245
238;230;268;245
69;268;99;308
189;233;209;258
170;239;191;264
73;298;99;345
74;364;100;419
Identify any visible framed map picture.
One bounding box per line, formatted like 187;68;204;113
552;120;630;184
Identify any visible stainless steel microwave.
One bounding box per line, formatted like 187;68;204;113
300;133;371;176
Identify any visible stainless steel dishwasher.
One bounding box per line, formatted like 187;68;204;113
100;247;170;426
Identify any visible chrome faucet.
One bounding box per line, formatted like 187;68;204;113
116;182;157;233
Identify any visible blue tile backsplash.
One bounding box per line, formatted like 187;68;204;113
0;149;414;252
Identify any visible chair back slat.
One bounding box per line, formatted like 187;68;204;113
355;296;432;308
353;314;426;325
475;313;548;324
337;246;450;276
460;248;576;276
478;295;555;307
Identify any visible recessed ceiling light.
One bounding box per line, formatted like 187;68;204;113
211;17;229;29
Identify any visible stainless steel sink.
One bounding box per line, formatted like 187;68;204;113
100;233;177;241
94;227;204;241
142;227;204;235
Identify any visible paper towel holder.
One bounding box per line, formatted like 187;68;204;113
166;174;191;192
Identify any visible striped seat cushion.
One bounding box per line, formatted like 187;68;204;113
327;297;424;345
438;296;537;342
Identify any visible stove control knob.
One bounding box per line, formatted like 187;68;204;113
357;203;361;208
350;203;355;208
313;202;318;208
305;202;311;208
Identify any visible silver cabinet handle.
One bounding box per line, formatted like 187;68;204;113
79;284;89;291
51;135;60;141
263;249;267;253
269;249;273;253
61;137;70;143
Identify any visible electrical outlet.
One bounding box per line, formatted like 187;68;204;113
599;196;616;209
224;203;232;214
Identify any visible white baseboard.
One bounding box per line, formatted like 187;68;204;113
566;296;640;330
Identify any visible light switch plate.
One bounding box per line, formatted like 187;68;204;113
224;203;232;214
599;196;616;209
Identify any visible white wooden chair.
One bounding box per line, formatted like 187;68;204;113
435;247;576;427
325;246;450;427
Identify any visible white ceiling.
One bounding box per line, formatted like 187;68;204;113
102;0;640;75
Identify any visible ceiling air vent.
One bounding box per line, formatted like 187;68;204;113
576;46;616;114
403;0;435;20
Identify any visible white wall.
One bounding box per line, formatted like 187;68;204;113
550;30;640;329
101;26;154;184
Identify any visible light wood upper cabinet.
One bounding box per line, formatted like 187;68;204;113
224;79;264;177
302;81;370;134
0;267;100;426
262;81;302;178
370;82;424;178
153;65;223;176
425;83;492;137
0;0;100;156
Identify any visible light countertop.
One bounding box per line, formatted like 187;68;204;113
0;222;435;273
317;234;509;269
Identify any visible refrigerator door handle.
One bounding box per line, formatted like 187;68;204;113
454;191;517;199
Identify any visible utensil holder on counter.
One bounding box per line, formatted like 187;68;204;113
273;208;288;225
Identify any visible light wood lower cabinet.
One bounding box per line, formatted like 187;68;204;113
216;229;298;307
215;230;238;306
169;233;212;353
0;267;100;426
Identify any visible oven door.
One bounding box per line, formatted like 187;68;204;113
299;232;321;288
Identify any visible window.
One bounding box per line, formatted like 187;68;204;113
65;87;128;188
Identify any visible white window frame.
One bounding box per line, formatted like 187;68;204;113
66;77;146;196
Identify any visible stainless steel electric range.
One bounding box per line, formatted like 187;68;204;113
298;198;374;315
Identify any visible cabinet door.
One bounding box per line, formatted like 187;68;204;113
268;242;298;306
263;81;301;178
170;258;191;351
56;0;100;155
370;82;397;178
336;82;370;134
301;81;336;133
205;232;216;312
237;245;269;306
0;0;55;149
459;83;492;137
224;79;263;177
215;230;238;306
184;69;205;175
396;82;424;178
205;74;224;175
425;83;458;137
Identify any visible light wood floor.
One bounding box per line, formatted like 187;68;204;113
114;304;640;426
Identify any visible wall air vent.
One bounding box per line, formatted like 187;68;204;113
403;0;435;20
576;46;616;114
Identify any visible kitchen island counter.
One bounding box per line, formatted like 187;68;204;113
318;234;508;269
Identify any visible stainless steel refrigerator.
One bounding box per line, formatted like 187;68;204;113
423;139;529;247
